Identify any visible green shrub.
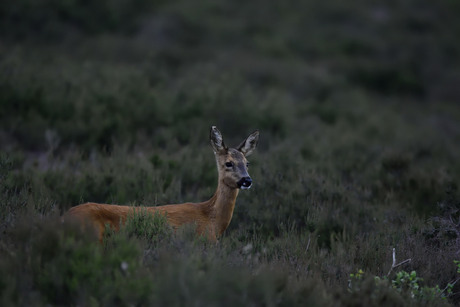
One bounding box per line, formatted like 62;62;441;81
1;0;460;305
0;216;152;306
122;208;173;245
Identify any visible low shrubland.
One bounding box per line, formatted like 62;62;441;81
1;0;460;305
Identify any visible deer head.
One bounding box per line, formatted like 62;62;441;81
210;126;259;190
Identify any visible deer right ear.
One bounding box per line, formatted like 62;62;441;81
237;130;259;156
210;126;227;153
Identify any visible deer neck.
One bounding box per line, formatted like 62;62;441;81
207;180;239;236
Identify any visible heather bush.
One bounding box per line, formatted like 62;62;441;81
1;0;460;305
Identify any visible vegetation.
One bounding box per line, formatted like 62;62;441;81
1;0;460;305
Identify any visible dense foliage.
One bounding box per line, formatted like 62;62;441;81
1;0;460;305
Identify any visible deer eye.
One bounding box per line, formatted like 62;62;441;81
246;162;250;168
225;162;234;168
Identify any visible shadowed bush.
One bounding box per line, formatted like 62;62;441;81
1;0;460;305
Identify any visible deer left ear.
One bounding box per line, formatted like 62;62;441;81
210;126;227;154
238;130;259;156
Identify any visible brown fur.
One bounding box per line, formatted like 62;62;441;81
63;127;258;242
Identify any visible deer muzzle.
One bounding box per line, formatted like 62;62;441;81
238;176;252;189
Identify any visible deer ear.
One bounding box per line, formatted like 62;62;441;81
238;130;259;156
210;126;227;153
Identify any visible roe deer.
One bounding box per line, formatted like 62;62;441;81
64;126;259;241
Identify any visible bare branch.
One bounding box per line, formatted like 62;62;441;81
387;247;411;276
441;278;460;295
305;234;311;253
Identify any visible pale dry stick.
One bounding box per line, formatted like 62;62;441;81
387;247;459;299
387;247;412;276
305;234;311;253
441;278;460;297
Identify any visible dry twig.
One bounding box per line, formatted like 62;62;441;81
387;247;411;276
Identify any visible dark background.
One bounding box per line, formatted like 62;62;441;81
1;0;460;305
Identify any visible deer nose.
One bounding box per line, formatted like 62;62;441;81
238;177;252;189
